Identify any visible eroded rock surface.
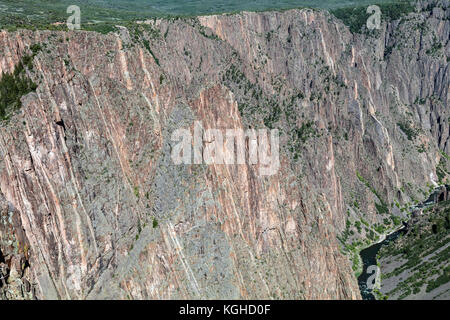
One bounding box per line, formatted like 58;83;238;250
0;1;448;299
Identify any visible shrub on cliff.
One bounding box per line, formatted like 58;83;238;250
0;50;39;121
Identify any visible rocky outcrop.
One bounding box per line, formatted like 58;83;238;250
434;185;449;202
0;1;448;299
0;193;34;299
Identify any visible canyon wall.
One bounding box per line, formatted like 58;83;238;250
0;1;448;299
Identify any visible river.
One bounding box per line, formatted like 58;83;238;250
356;185;447;300
357;228;405;299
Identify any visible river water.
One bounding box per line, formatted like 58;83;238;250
357;185;447;299
357;228;405;299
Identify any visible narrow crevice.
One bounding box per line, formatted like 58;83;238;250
55;119;66;131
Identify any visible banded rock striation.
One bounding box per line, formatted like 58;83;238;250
0;0;448;299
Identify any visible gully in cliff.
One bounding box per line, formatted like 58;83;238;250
171;121;280;176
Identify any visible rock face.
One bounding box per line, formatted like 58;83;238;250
0;193;34;299
0;1;448;299
434;185;449;202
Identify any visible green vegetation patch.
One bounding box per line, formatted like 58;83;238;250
426;265;450;293
436;152;449;184
331;1;415;34
378;200;450;298
152;218;159;228
397;121;419;141
0;0;418;33
0;45;41;121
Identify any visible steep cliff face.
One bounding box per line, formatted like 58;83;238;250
0;192;34;299
0;1;448;299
